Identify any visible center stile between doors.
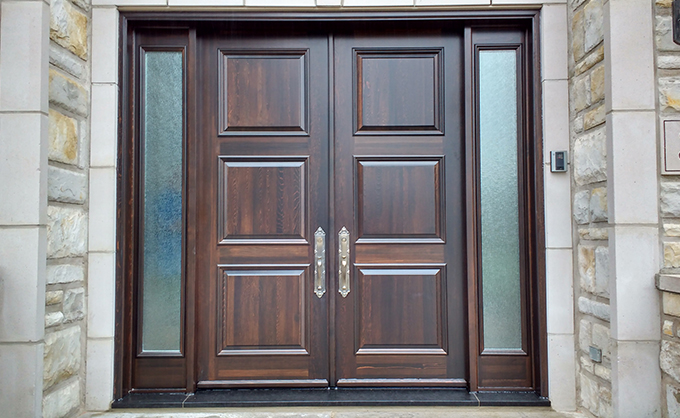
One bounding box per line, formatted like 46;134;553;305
117;12;547;400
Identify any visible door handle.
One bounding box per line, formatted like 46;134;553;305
338;226;350;297
314;227;326;298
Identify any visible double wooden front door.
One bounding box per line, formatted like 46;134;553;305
196;26;466;387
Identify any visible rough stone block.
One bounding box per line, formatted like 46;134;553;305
578;296;611;321
665;223;680;237
592;323;611;358
583;0;603;54
48;109;79;165
595;364;611;382
573;74;590;113
47;205;87;259
657;16;680;52
49;69;89;118
664;292;680;317
584;105;605;130
590;187;607;222
572;9;585;62
598;385;613;418
48;165;87;204
662;340;680;383
580;355;594;373
71;0;91;12
665;242;680;269
659;77;680;111
45;312;64;328
43;326;81;390
50;0;88;60
573;127;606;186
47;264;84;284
590;64;605;103
580;373;599;415
42;379;80;418
661;183;680;217
575;46;604;76
574;189;590;224
595;246;609;296
579;245;596;293
63;288;84;322
579;227;609;240
665;320;675;336
659;55;680;70
667;384;680;418
574;114;584;134
580;319;592;353
50;44;86;80
45;291;64;306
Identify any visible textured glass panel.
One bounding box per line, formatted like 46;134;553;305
142;51;183;353
479;50;522;350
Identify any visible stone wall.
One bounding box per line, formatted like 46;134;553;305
44;0;91;417
656;1;680;416
569;0;611;415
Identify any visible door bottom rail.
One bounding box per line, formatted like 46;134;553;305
112;388;550;408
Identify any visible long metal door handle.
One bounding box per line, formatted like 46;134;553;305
338;226;350;297
314;227;326;298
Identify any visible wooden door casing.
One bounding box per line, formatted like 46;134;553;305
118;14;546;397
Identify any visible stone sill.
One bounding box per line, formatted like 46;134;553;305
657;273;680;294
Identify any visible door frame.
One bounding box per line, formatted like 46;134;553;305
115;9;547;399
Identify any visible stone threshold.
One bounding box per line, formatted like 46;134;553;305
85;405;581;418
657;273;680;294
111;389;550;409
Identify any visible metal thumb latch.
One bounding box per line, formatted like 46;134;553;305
338;227;350;298
314;227;326;298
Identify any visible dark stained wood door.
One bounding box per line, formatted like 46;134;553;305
196;28;331;387
196;25;466;388
333;29;467;386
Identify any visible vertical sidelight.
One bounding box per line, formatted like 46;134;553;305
478;49;522;351
140;50;185;353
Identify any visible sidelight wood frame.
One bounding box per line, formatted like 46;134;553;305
116;10;546;400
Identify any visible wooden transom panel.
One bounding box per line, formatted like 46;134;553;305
218;266;309;355
220;50;308;135
355;267;447;354
355;49;443;135
219;157;307;244
357;158;444;242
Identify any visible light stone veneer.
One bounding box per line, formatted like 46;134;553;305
85;0;573;413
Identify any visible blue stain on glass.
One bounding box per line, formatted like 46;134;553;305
479;50;522;350
141;51;183;353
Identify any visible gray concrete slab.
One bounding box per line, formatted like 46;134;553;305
85;407;585;418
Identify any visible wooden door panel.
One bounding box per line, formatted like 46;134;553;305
220;50;308;135
357;158;444;242
355;49;443;135
197;29;329;387
218;266;309;354
334;30;467;386
219;157;307;244
355;267;446;354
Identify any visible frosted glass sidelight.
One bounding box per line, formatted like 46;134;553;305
479;50;522;350
141;51;184;353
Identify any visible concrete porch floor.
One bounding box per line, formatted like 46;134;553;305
85;407;584;418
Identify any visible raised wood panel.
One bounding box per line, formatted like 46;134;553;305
219;157;307;244
220;50;308;135
357;158;444;242
355;49;443;135
355;267;446;354
218;265;309;355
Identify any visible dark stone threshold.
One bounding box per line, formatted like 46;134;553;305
112;388;550;408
